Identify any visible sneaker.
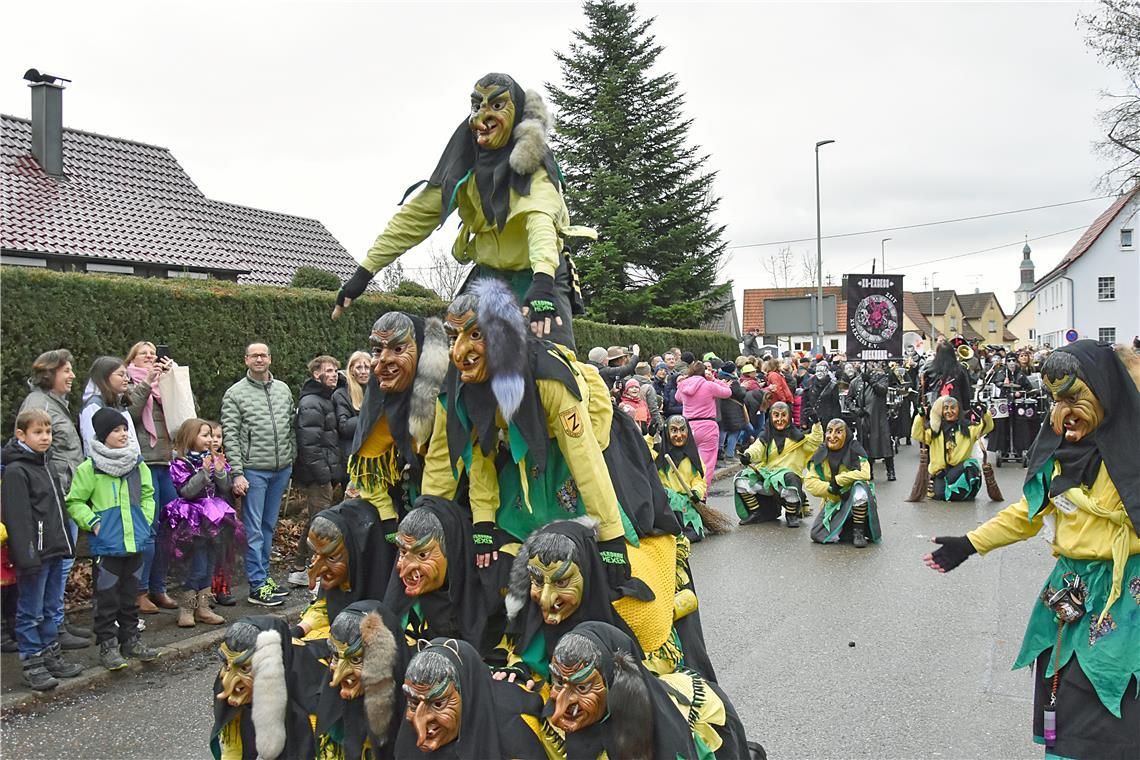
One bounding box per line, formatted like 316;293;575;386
21;654;60;690
43;641;84;678
263;577;290;598
99;639;129;671
58;628;92;650
120;636;161;662
247;584;285;607
286;570;310;588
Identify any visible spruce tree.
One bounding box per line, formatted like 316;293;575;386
548;0;731;328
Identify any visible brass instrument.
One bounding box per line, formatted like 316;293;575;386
952;335;974;368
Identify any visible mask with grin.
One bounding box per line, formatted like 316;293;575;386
941;398;960;424
667;417;689;448
528;556;585;626
307;516;351;592
549;634;607;733
826;419;848;451
370;312;419;394
445;295;487;385
395;508;449;597
403;649;462;753
1043;353;1105;443
216;642;254;707
769;402;790;431
469;77;516;151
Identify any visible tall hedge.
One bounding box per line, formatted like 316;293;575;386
0;268;739;434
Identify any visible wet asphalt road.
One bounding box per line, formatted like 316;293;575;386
1;442;1051;759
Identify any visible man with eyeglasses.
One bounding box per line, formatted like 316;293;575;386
220;343;297;607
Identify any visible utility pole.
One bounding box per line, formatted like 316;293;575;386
814;139;835;353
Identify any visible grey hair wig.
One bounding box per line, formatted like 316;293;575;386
505;517;595;620
309;514;341;542
404;650;460;696
330;608;366;647
397;508;446;554
551;633;601;674
224;620;261;653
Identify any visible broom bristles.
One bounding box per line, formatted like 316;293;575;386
978;444;1003;501
694;500;735;535
906;445;929;502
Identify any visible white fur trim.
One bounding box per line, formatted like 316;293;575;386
410;318;449;446
251;629;287;760
510;89;553;175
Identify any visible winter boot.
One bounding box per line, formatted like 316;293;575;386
137;593;159;615
120;635;161;662
150;592;178;610
42;641;84;678
58;626;92;650
177;589;197;628
21;653;59;691
886;457;897;482
783;507;801;528
195;589;225;625
852;501;869;549
99;639;129;671
64;617;93;639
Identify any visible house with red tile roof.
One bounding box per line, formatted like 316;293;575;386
1032;186;1139;347
2;78;360;287
741;286;847;353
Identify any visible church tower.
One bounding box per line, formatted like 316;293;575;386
1015;240;1035;310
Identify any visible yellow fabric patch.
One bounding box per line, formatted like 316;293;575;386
559;407;584;438
612;534;676;653
358;416;394;458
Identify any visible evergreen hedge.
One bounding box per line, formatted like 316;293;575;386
0;268;739;434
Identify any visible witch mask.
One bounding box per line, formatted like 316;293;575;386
1043;353;1104;443
216;642;255;708
328;632;365;701
469;78;516;150
307;516;350;592
825;419;848;451
444;301;487;385
395;508;449;597
770;402;790;431
549;638;607;733
667;418;689;448
528;556;585;626
403;649;462;752
371;312;420;394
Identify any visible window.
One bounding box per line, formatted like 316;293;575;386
988;319;996;333
168;270;207;280
949;316;958;331
1029;329;1035;340
1122;229;1134;249
1099;328;1116;343
1098;276;1115;301
86;262;135;275
829;338;840;350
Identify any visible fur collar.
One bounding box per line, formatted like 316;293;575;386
509;89;554;176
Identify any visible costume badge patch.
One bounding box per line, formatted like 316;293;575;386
559;407;584;438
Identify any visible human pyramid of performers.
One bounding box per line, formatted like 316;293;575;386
209;73;1140;759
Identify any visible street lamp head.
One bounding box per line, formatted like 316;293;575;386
815;139;835;149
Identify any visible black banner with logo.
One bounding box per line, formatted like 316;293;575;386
846;274;904;361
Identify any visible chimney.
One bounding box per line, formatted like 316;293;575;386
26;69;67;176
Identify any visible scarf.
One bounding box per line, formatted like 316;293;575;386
90;438;142;477
758;419;803;455
126;363;162;447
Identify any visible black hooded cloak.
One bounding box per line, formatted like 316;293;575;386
318;499;395;625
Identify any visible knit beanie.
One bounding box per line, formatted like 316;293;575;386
92;407;126;443
680;351;696;364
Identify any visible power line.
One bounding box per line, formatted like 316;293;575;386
889;225;1087;271
727;195;1111;250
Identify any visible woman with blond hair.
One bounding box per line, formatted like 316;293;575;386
332;350;372;478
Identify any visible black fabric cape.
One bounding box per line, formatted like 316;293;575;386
382;496;491;654
507;520;640;678
1024;340;1140;534
351;315;427;484
445;339;580;480
399;74;561;233
552;621;699;760
315;600;409;760
394;638;546;759
319;499;395;625
757;412;804;456
604;408;682;537
209;616;315;760
656;422;705;478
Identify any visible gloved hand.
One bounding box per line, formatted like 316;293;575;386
380;519;399;545
688;489;704;505
521;273;561;338
597;537;631;589
738;451;751;466
334;265;375;316
828;476;841;495
924;535;977;573
473;521;499;569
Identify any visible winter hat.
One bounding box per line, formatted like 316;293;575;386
634;362;651;376
655;362;668;372
720;360;737;375
587;347;608;364
680;351;695;363
92;407;127;443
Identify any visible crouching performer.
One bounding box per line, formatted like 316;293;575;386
211;616;315;760
735;404;822;527
654;416;735;542
924;341;1140;759
547;621;755;759
806;419;880;548
395;638;552;759
315;601;408;760
911;396;994;502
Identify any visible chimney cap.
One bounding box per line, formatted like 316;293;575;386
23;68;70;85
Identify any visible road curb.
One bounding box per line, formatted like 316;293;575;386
1;598;308;716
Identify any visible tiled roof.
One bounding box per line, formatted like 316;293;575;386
955;291;1005;320
959;322;984;341
909;290;957;316
1037;186;1139;285
1002;327;1018;342
741;286;847;334
2;113;358;285
901;291;933;335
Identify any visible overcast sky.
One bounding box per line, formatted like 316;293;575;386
4;0;1125;317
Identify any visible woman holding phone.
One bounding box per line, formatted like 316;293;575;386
125;341;178;613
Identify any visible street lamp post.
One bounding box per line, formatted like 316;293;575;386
930;271;939;339
881;237;892;273
815;139;835;353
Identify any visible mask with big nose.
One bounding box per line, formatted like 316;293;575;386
826;419;848;451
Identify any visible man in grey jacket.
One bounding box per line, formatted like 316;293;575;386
220;343;297;607
17;349;91;650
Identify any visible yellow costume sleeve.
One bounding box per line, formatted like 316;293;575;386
419;400;459;501
358;480;397;522
742;437;768;464
524;211;560;278
300;597;330;639
467;442;501;527
911;414;931;445
362;185;444;273
967;496;1048;554
538;378;625;542
972;410;995;439
803;461;831;499
576;361;614;450
835;458;870;488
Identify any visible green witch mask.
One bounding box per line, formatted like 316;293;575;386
469;83;515;150
528;557;584;626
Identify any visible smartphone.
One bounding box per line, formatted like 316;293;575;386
155;344;170;362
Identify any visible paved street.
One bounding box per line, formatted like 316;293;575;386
1;441;1052;759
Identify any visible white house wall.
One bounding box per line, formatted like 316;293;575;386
1070;198;1139;344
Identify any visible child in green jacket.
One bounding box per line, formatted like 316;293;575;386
66;408;162;671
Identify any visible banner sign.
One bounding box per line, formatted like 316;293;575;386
846;274;903;360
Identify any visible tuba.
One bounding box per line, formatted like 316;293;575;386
952;335;973;367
